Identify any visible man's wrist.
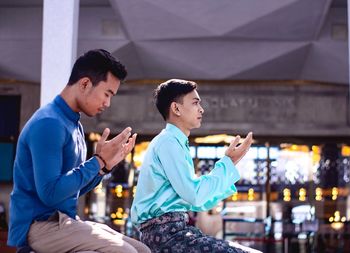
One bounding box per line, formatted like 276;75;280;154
98;166;110;176
93;153;107;167
93;153;111;176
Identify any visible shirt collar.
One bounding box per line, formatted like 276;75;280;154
53;95;80;123
165;123;189;148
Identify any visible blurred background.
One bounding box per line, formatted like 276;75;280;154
0;0;349;252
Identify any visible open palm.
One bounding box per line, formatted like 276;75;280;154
225;132;253;165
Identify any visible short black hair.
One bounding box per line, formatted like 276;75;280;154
154;79;197;120
67;49;127;86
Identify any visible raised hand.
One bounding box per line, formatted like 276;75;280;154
122;133;137;158
95;127;137;171
225;132;253;165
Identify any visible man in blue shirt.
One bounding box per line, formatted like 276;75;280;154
8;49;150;253
131;79;260;253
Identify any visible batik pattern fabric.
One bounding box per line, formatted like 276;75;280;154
140;212;249;253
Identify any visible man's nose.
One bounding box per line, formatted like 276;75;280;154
104;98;111;108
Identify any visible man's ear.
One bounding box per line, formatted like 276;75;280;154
78;77;91;91
170;102;181;116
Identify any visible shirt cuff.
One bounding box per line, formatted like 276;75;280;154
91;156;102;174
221;156;240;182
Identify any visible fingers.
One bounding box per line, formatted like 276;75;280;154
96;128;110;153
111;127;132;145
120;127;132;139
124;133;137;154
225;132;253;165
99;128;110;143
246;132;253;140
118;133;138;162
235;132;253;159
240;132;253;149
129;133;137;149
229;135;240;150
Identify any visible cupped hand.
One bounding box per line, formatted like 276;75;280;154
95;127;137;170
225;132;253;165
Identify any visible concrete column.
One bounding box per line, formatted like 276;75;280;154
41;0;80;106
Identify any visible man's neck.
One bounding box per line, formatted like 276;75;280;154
167;119;190;137
60;86;79;112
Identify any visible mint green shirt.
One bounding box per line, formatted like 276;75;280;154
131;123;240;225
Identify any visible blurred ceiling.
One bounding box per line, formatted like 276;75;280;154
0;0;348;84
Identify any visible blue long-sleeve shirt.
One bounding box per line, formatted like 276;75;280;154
131;123;240;225
8;95;103;247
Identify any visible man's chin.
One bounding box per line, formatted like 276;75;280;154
84;111;96;117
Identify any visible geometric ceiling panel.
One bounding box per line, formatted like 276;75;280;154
113;0;301;39
227;0;332;40
318;7;347;40
232;43;311;80
133;40;311;80
301;42;349;84
0;40;42;82
0;7;42;40
79;7;127;40
135;41;211;79
0;0;347;84
111;0;213;40
78;40;130;56
113;42;145;80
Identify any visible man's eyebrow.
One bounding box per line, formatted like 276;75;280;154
107;89;116;96
193;97;201;102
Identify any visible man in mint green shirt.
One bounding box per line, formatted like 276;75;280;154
131;79;259;253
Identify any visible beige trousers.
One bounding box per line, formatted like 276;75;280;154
27;212;151;253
